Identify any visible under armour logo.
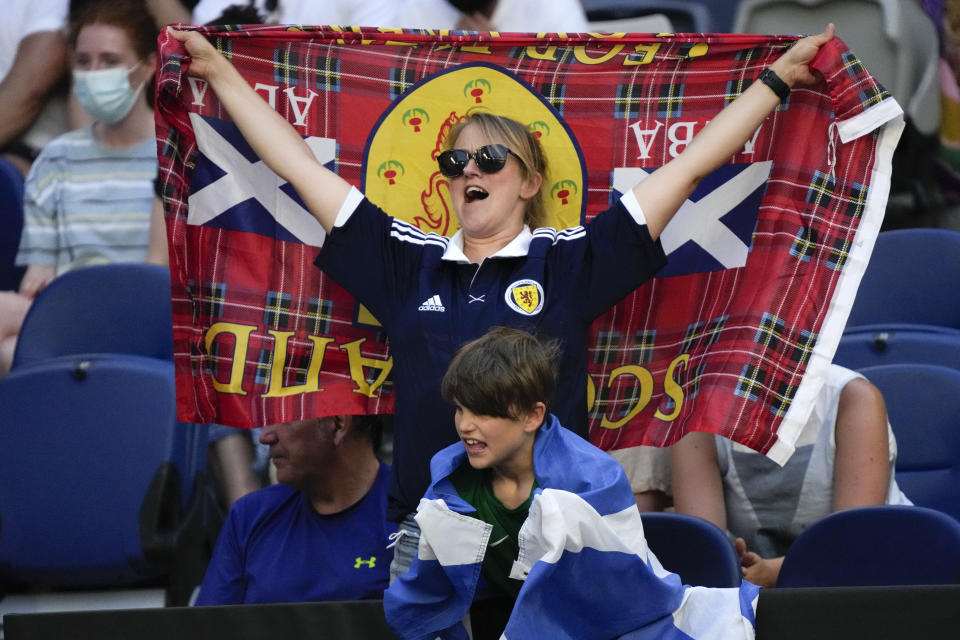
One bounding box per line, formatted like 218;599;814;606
354;556;377;569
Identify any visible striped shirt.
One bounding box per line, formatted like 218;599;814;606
16;127;156;274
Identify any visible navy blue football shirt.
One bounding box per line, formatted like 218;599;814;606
316;188;666;520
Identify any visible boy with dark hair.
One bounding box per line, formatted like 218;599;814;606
383;326;759;640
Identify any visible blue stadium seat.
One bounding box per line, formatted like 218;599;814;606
845;228;960;333
11;263;175;370
857;364;960;523
0;156;26;291
834;328;960;372
0;355;212;604
641;512;742;587
777;505;960;587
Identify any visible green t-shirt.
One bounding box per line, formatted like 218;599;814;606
450;463;538;600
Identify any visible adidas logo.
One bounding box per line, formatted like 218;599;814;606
418;295;446;312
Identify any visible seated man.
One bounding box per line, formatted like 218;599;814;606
384;326;758;640
671;363;912;587
195;414;393;605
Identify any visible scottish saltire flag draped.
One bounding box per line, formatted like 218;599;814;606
384;416;759;639
156;25;902;463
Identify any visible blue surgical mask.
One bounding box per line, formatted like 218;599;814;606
72;61;144;124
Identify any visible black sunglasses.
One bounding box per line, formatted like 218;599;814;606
437;144;522;178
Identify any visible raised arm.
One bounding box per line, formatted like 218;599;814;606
0;31;68;148
168;28;351;233
634;24;835;240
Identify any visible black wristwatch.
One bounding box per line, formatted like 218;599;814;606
758;68;791;102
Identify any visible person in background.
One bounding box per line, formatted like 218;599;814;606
0;0;159;377
671;363;913;587
396;0;589;32
190;0;396;25
195;414;393;605
0;0;70;177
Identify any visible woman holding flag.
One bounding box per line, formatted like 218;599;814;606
168;23;836;582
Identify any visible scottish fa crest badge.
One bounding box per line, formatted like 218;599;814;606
505;279;544;316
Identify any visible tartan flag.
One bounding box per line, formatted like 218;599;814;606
156;25;902;464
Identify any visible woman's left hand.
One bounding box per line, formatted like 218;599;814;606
770;23;836;88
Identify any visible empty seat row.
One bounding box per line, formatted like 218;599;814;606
0;263;214;607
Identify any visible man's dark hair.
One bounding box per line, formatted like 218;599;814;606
206;3;265;25
441;326;558;420
350;414;385;454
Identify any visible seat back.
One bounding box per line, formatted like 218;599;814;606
0;355;208;593
777;505;960;587
12;263;175;370
733;0;940;135
641;512;742;587
589;13;674;33
846;228;960;332
583;0;714;32
834;328;960;372
0;156;26;291
857;363;960;522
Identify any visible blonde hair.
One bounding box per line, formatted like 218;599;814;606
445;111;548;229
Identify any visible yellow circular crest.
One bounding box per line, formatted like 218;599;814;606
363;63;585;235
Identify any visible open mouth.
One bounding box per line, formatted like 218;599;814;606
462;437;487;455
464;186;489;203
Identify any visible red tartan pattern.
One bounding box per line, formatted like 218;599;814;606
156;26;899;463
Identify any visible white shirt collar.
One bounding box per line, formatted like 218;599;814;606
441;225;534;263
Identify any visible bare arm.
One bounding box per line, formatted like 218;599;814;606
833;377;891;509
146;0;192;27
146;196;170;266
19;264;56;300
0;31;68;147
671;430;726;529
634;24;835;240
168;28;351;233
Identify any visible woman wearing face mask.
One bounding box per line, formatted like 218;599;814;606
0;0;158;377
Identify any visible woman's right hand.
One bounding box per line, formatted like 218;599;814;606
167;27;227;83
163;25;351;234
